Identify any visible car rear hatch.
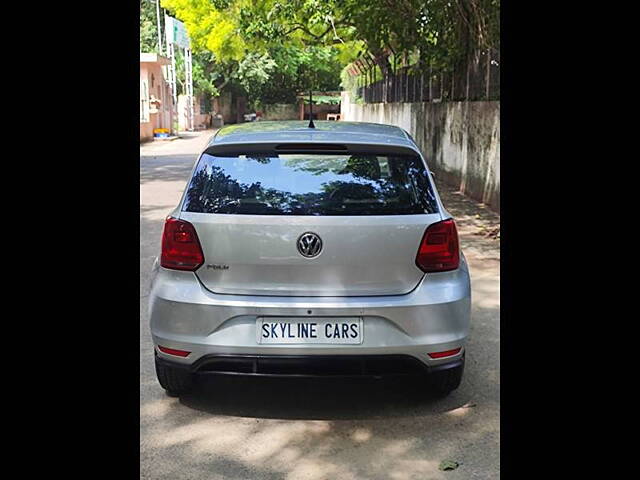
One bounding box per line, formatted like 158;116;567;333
179;145;442;297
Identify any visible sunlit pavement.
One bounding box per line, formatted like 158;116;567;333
140;130;500;479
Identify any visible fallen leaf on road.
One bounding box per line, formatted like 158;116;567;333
439;460;460;471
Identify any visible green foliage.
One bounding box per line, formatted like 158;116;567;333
174;49;221;97
192;51;221;97
337;0;500;76
302;95;341;105
151;0;499;106
140;0;160;53
239;46;342;108
162;0;247;62
340;64;358;97
236;52;277;104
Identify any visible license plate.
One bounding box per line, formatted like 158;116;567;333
257;317;363;345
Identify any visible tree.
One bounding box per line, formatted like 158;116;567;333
156;0;499;103
140;0;161;53
161;0;349;108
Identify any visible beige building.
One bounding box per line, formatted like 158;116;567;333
178;94;212;131
140;53;174;142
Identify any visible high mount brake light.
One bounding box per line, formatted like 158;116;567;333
160;217;205;271
415;219;460;272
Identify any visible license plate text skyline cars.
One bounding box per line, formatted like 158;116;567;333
257;317;363;344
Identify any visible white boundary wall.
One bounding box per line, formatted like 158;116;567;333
341;92;500;212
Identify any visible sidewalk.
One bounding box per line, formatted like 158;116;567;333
140;129;218;157
436;179;500;262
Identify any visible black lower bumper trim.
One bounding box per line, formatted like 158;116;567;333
156;353;464;378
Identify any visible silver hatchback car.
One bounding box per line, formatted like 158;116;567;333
149;121;471;396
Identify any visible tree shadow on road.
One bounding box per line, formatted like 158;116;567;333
140;154;199;184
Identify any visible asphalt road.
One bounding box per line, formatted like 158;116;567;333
140;130;500;480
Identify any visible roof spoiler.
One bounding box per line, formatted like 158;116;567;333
202;142;420;157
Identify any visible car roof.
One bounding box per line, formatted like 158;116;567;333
208;121;415;149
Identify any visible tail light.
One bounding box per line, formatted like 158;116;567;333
415;219;460;272
160;217;204;271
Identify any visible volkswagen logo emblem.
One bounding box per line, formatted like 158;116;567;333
297;232;323;258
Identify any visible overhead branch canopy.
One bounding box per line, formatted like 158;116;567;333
154;0;499;103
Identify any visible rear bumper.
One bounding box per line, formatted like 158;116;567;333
155;352;465;378
149;255;471;370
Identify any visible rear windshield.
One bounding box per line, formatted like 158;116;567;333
182;152;438;216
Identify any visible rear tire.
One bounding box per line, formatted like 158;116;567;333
428;361;464;396
155;355;194;396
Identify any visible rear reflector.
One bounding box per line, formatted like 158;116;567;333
415;219;460;272
160;217;204;271
158;345;191;357
428;348;462;359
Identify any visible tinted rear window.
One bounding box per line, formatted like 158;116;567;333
182;153;438;216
